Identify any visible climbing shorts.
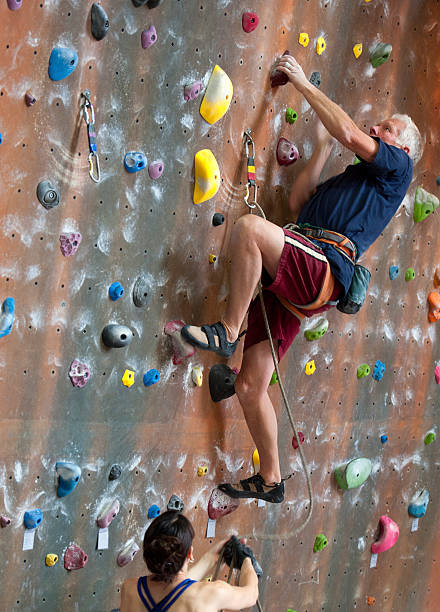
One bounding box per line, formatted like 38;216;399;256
243;228;344;361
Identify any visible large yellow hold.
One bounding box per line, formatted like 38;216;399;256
193;149;220;204
200;65;233;125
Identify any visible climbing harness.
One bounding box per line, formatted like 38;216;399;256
80;89;101;183
290;222;358;263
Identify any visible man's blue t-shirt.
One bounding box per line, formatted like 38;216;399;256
296;137;413;295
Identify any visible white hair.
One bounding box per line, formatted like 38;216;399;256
392;113;423;165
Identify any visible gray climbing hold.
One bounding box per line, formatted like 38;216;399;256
37;180;60;210
91;3;110;41
167;494;184;513
102;324;134;348
309;71;321;88
212;213;225;227
133;277;151;308
109;464;122;481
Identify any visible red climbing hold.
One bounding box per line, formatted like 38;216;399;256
164;320;195;365
242;12;259;33
276;137;299;166
292;432;305;449
208;487;240;520
270;50;290;88
64;543;88;570
435;365;440;384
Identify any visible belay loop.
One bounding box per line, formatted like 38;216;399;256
80;89;101;183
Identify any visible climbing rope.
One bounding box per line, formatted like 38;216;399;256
80;89;101;183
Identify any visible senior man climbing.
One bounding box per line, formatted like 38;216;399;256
182;54;422;503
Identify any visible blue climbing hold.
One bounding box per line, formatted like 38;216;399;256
56;461;82;498
408;489;429;518
380;435;388;444
148;504;161;519
0;133;3;145
373;360;386;381
48;47;78;81
109;282;124;301
124;151;147;173
389;265;399;280
436;176;440;187
144;369;160;386
24;509;43;530
0;297;15;339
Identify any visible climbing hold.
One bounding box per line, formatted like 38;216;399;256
124;151;147;173
24;509;43;530
437;176;440;187
313;534;327;553
212;212;225;226
69;360;90;388
97;499;120;528
37;180;60;210
197;466;208;477
269;370;278;385
64;544;88;570
428;292;440;322
389;265;399;280
208;364;237;402
370;42;392;68
141;25;157;49
146;0;162;6
0;134;2;145
25;92;37;106
408;489;429;518
143;369;160;386
334;457;372;490
7;0;22;9
56;461;81;497
357;364;370;379
192;365;203;387
208;487;240;520
285;108;297;124
91;3;109;40
147;505;161;519
45;554;58;567
132;276;151;308
405;268;415;281
309;71;321;88
371;516;399;554
184;81;203;102
109;282;124;301
252;449;260;473
292;432;305;449
0;297;15;339
372;360;385;381
270;50;290;87
122;369;135;388
164;320;195;365
117;540;140;567
109;465;122;481
200;65;233;125
380;435;388;444
316;37;326;55
209;254;217;264
59;233;82;257
367;597;376;606
242;12;259;33
435;366;440;385
102;324;134;348
298;33;309;47
148;160;164;179
305;360;315;375
276;137;299;166
48;47;78;81
413;186;439;222
424;432;436;445
434;268;440;288
167;494;184;513
304;317;328;341
353;43;363;59
193;149;220;204
0;516;11;528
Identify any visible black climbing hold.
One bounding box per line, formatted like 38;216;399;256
36;180;60;210
109;464;122;481
102;324;134;348
209;364;237;402
310;71;321;88
91;3;110;41
131;0;148;6
133;276;152;308
212;213;225;227
167;494;184;513
147;0;163;7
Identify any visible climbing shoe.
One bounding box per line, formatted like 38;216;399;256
181;321;245;359
218;474;284;503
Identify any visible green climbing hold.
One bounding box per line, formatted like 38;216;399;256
405;268;415;281
313;533;327;553
304;317;328;341
424;432;436;445
334;457;372;490
353;156;361;165
285;108;297;124
269;371;278;385
370;42;392;68
357;364;371;379
413;186;439;223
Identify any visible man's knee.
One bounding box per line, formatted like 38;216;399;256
234;214;264;240
235;370;266;402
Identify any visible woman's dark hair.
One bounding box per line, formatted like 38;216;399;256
143;511;195;583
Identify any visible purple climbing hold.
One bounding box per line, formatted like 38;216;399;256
7;0;22;10
59;233;82;257
270;50;290;88
141;25;157;49
184;81;202;102
25;92;37;107
69;360;91;389
276;137;299;166
148;160;164;179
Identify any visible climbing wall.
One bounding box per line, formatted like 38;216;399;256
1;0;439;610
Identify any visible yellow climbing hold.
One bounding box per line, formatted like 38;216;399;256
353;43;363;59
252;448;260;474
305;360;316;375
200;65;233;125
316;37;326;55
45;553;58;567
191;365;203;387
193;149;221;205
197;465;208;476
122;369;135;388
298;32;309;47
209;253;217;264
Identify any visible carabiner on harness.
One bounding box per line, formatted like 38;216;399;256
243;129;258;210
80;89;101;183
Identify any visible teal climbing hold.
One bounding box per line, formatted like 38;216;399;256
56;462;81;497
0;297;15;338
408;489;429;518
389;265;399;280
334;457;372;490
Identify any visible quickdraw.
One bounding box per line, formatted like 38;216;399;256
80;89;101;183
243;129;258;210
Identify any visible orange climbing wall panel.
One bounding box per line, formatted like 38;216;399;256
0;1;439;610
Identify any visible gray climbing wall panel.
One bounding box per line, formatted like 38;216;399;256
0;0;439;610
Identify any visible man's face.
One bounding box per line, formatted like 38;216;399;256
369;118;406;148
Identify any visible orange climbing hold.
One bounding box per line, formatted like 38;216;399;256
367;596;376;606
428;291;440;322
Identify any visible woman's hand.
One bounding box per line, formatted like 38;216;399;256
275;54;308;90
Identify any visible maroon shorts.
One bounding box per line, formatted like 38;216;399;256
243;229;344;361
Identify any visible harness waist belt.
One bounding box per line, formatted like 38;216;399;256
290;223;357;263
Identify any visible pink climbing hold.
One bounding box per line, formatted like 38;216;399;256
0;516;11;528
270;50;290;88
164;320;195;365
184;81;202;102
141;25;157;49
69;360;90;389
292;431;305;449
148;160;164;179
276;137;299;166
64;543;88;570
60;233;82;257
435;365;440;384
7;0;22;10
97;499;120;528
371;516;399;554
207;487;240;520
242;12;259;33
117;540;140;567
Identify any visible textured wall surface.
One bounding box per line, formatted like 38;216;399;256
0;0;439;611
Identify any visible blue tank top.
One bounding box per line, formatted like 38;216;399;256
137;577;196;611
